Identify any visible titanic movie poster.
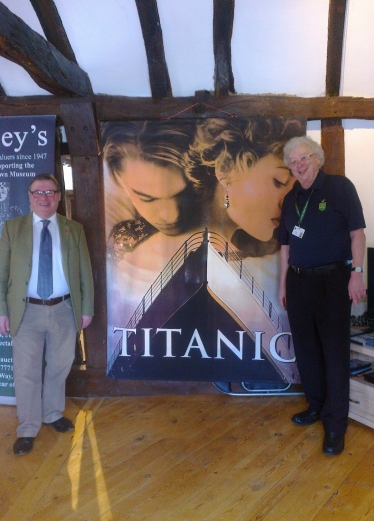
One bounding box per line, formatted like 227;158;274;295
102;117;306;387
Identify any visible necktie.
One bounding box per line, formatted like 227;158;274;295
37;220;53;300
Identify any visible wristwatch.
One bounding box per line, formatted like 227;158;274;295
351;266;364;273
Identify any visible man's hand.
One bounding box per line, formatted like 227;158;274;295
349;228;366;306
278;245;289;311
278;284;287;311
349;272;366;306
81;315;92;329
0;315;10;336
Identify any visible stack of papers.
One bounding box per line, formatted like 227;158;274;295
350;358;372;375
364;335;374;348
351;330;374;348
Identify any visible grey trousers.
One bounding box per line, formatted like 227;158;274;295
12;298;77;437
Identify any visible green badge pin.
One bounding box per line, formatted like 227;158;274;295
319;199;326;211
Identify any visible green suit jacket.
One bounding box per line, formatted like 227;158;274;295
0;212;94;337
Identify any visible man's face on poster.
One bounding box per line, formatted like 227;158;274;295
119;158;193;236
0;182;10;202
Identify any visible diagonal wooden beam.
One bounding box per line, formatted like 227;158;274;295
134;0;172;99
213;0;235;98
326;0;347;96
0;3;92;97
29;0;77;63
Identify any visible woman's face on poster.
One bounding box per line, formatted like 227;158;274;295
225;154;294;242
0;183;10;202
119;158;192;236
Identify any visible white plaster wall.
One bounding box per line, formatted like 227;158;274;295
343;121;374;249
341;0;374;97
232;0;329;97
0;0;373;100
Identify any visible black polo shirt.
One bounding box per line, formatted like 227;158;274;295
278;170;365;268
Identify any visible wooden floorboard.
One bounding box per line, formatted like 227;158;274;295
1;394;374;520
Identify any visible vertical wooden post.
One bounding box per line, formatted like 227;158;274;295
54;125;67;217
321;118;345;176
325;0;347;97
60;98;107;369
213;0;235;98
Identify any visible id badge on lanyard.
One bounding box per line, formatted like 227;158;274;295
293;189;314;239
292;225;305;238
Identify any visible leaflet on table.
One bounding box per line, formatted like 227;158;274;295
350;330;374;348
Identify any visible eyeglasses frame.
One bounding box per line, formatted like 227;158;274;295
287;153;316;168
29;189;61;198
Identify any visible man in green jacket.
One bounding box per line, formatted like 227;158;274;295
0;174;94;455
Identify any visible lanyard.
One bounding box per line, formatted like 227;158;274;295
295;189;314;226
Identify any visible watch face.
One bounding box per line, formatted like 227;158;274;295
353;267;364;272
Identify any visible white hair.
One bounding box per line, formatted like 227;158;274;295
284;136;325;167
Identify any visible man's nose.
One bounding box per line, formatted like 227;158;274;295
158;200;179;223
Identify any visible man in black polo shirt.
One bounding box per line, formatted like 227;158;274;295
278;136;366;456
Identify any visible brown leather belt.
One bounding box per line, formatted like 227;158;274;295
26;294;70;306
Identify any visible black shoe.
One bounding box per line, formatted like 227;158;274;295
13;437;34;455
43;417;74;433
291;408;320;426
323;433;345;456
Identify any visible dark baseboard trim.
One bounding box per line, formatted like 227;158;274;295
66;365;220;397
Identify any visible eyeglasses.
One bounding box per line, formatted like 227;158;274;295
288;154;316;168
29;190;60;198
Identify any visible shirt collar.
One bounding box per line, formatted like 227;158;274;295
294;169;326;194
32;212;57;225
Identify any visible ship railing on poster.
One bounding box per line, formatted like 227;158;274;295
128;232;289;334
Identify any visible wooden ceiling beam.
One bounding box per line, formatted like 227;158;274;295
3;94;374;121
326;0;347;96
135;0;172;99
29;0;77;63
95;94;374;121
0;95;62;117
0;3;92;97
213;0;235;97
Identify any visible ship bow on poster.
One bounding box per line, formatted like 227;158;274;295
107;231;300;388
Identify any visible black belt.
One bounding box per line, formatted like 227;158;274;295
26;294;70;306
290;262;351;275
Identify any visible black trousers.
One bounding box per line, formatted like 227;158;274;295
286;264;352;435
